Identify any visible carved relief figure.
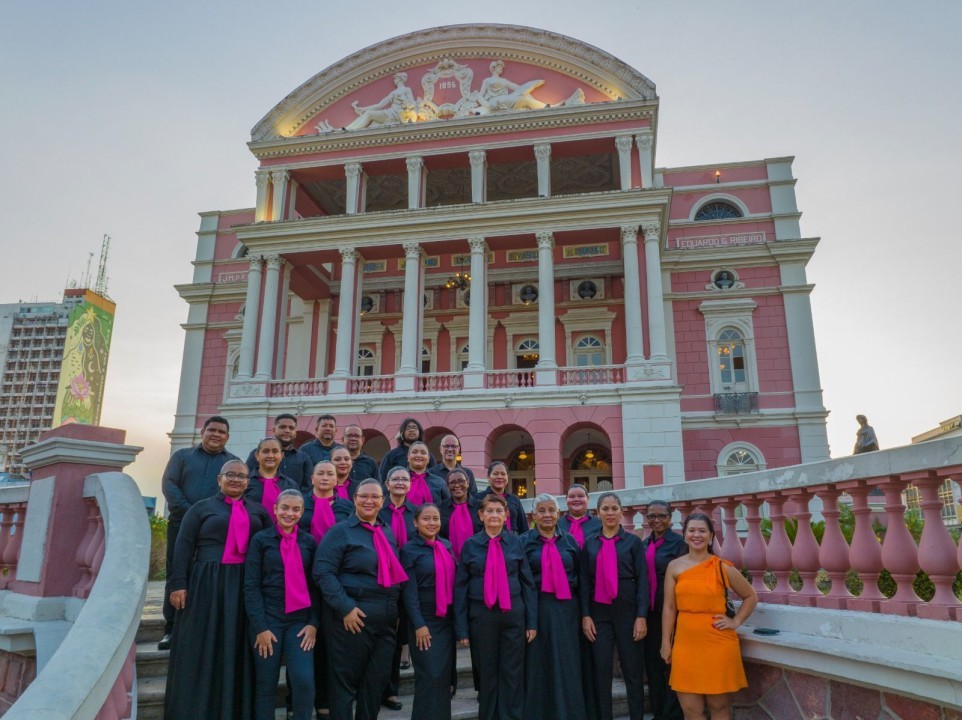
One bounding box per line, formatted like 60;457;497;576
346;72;417;130
474;60;547;114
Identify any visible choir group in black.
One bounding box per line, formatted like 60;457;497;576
161;415;692;720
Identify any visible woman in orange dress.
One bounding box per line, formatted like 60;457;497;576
660;513;757;720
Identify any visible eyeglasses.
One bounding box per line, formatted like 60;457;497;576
344;433;363;439
440;444;459;449
356;494;382;501
222;472;249;480
389;477;411;484
646;513;670;520
448;478;468;485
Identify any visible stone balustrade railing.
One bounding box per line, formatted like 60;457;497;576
486;369;536;388
269;378;327;398
417;372;464;392
349;375;395;394
0;487;28;589
559;365;625;386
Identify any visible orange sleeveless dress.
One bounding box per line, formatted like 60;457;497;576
668;556;747;694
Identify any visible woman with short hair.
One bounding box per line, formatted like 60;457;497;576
329;446;357;501
406;441;450;505
454;493;537;720
557;484;601;548
246;437;301;523
439;468;482;559
522;493;586;720
475;461;527;533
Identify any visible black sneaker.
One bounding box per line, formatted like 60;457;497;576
157;633;172;650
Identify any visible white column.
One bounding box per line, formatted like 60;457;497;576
535;232;557;372
620;225;645;365
465;237;488;383
172;301;211;437
270;170;290;221
534;144;551;197
469;150;486;203
345;162;363;215
331;248;360;378
643;222;668;359
274;263;292;375
254;254;283;379
254;170;270;222
236;255;263;380
397;242;423;379
635;132;654;189
312;299;332;378
616;136;633;190
406;156;424;210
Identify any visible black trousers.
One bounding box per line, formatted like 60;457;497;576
162;514;182;635
468;598;526;720
409;612;455;720
645;610;683;720
588;600;646;720
382;604;407;700
325;595;398;720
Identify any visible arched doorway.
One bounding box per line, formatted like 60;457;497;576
569;446;613;492
507;445;535;499
362;430;391;464
488;426;536;496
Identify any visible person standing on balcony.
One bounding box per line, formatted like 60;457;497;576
165;459;272;719
853;414;879;454
407;441;451;506
439;468;482;559
313;478;408;720
661;513;757;720
401;503;457;720
378;417;436;480
330;446;358;502
454;493;537;720
245;489;318;720
522;493;587;720
245;413;314;493
580;492;648;720
299;460;354;718
245;438;302;524
159;415;238;650
476;461;527;533
302;415;342;466
343;424;379;485
557;484;601;548
642;501;687;720
430;434;479;495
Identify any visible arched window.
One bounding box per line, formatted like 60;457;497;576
716;444;766;476
356;347;376;377
573;335;604;367
516;339;540;370
421;346;432;374
695;201;743;221
459;343;470;371
717;328;746;388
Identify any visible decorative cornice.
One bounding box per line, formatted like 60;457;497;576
251;24;658;142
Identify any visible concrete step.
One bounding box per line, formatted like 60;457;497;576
135;616;165;644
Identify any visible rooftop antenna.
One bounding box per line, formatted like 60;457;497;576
94;234;111;298
82;252;94;289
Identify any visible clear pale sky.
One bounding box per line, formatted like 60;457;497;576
2;2;960;508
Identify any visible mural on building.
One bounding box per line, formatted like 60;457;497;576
53;290;115;426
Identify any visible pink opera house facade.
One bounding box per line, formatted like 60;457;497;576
171;25;830;495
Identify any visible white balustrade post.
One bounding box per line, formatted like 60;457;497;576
270;170;290;221
236;255;263;380
345;162;363;215
535;232;557;384
643;222;668;360
464;236;488;389
469;150;486;203
254;170;271;222
406;156;424;210
616;136;633;190
635;132;654;189
396;242;423;391
534;144;551;197
621;225;645;365
254;254;283;380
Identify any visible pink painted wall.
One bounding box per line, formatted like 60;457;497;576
668;187;772;220
671;265;781;293
682;426;801;480
662;163;768;187
196;329;230;417
667;219;776;248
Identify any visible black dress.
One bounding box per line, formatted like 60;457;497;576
643;529;687;720
165;493;272;719
521;529;587;720
401;536;457;720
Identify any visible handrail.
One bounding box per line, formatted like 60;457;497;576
7;472;150;719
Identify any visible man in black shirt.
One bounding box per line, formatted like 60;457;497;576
343;423;379;483
429;433;478;495
159;415;237;649
245;413;314;491
301;414;342;466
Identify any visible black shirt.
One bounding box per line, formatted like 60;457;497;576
400;535;457;629
298;493;354;542
557;514;602;546
377;500;418;549
429;463;479;496
243;472;302;518
453;531;537;639
475;488;527;534
643;528;688;613
521;528;580;594
301;439;343;466
578;528;649;618
439;497;483;540
169;493;272;591
313;515;404;617
349;453;379;486
378;445;437;481
162;445;240;518
244;525;319;632
246;446;314;493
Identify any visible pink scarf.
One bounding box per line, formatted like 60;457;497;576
278;525;312;613
540;535;572;600
483;535;512;611
390;504;409;548
335;480;351;500
260;477;281;522
448;503;474;559
594;534;621;604
645;536;665;611
408;472;433;506
310;494;336;543
221;496;250;564
567;515;589;548
361;522;408;587
426;538;455;617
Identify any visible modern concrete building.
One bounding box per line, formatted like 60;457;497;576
172;24;830;494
